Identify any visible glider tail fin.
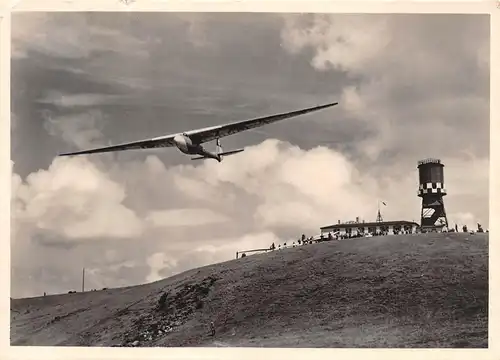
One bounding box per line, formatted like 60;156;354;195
216;138;223;156
214;138;244;158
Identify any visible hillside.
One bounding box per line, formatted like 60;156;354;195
10;232;488;348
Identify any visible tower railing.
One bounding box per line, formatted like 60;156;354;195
418;158;442;166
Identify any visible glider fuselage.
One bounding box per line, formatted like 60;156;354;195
173;133;221;161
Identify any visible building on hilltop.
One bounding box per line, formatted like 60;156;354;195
320;219;419;237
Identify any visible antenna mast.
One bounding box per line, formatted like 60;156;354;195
376;200;384;222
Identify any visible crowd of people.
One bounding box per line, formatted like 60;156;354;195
260;222;488;255
267;233;342;252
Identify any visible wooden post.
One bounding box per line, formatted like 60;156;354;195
82;268;85;293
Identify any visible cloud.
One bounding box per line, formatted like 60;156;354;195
146;253;179;283
11;136;488;297
280;14;490;162
12;156;144;241
281;14;392;75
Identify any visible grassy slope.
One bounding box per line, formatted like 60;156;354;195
10;232;488;348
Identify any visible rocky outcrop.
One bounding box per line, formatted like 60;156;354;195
121;275;217;347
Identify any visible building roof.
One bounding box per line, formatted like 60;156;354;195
320;220;419;230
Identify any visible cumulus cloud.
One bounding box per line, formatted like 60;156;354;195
4;140;357;295
281;15;392;74
11;136;488;297
10;13;489;298
12;156;144;241
280;14;489;162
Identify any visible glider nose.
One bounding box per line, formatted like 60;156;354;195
173;134;184;144
173;134;189;153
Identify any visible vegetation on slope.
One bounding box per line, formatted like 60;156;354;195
10;232;488;347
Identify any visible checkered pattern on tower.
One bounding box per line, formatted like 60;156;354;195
418;182;447;196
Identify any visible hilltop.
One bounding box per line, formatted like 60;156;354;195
10;232;488;348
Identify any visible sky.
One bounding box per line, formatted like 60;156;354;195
10;12;490;298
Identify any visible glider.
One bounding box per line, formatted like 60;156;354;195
59;101;338;162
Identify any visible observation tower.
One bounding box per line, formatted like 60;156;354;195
417;158;449;231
